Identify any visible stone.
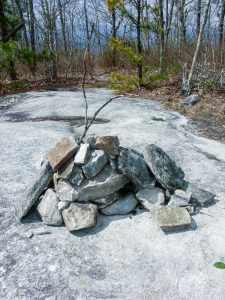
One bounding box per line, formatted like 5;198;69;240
155;206;191;231
62;203;98;231
58;201;70;212
17;160;54;220
101;194;138;215
117;147;154;188
91;192;118;206
136;187;165;210
37;189;63;226
182;94;201;107
57;158;74;179
56;180;78;202
144;144;185;191
95;136;119;156
84;134;97;149
68;166;84;186
46;136;78;171
183;182;216;207
82;150;108;179
74;143;91;165
167;189;192;207
109;157;117;170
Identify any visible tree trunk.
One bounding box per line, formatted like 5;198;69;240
219;0;225;46
137;0;142;82
29;0;36;74
159;0;165;72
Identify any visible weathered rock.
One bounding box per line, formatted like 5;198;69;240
82;150;108;179
46;136;78;171
144;144;185;191
17;160;54;220
183;182;216;207
101;194;137;215
68;166;84;186
136;187;165;210
182;94;201;107
109;157;117;170
117;147;154;187
74;143;91;165
95;136;119;156
56;180;78;202
37;189;63;225
91;192;118;206
155;206;191;231
58;201;70;212
167;189;192;207
62;203;98;231
57;158;74;179
84;134;97;149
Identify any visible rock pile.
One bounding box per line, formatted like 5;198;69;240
17;135;216;232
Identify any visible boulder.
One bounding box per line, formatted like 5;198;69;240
17;160;54;220
155;206;191;231
37;189;63;226
182;94;201;107
62;203;98;231
56;180;78;202
117;147;154;187
183;182;216;207
101;194;137;215
82;150;108;179
46;136;78;171
57;201;70;212
74;143;91;165
167;189;192;207
144;144;185;191
95;136;119;156
136;187;165;210
57;157;74;179
68;166;84;186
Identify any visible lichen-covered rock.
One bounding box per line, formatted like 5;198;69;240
136;187;165;210
167;189;192;207
117;147;154;188
37;189;63;225
82;150;108;179
155;206;191;231
62;203;98;231
144;144;185;191
74;143;91;165
56;180;78;202
46;136;78;171
95;136;119;156
101;194;137;215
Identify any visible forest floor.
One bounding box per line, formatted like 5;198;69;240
0;73;224;143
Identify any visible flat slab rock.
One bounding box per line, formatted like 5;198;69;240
62;203;98;231
136;187;165;210
101;194;137;215
74;143;91;165
47;136;78;171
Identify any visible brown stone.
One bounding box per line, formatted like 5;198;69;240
95;136;119;156
46;137;78;171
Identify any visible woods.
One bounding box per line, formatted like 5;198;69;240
0;0;224;95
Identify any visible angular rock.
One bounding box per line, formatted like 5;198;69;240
58;201;70;212
167;189;192;207
37;189;63;225
62;203;98;231
109;157;117;170
95;136;119;156
68;166;84;186
117;147;154;188
155;206;191;231
17;160;54;220
74;143;91;165
136;187;165;210
56;180;78;202
91;192;118;206
57;158;74;179
101;194;137;215
46;136;78;171
182;94;201;107
183;182;216;207
82;150;108;179
144;144;185;191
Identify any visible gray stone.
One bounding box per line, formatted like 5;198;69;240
58;201;70;212
17;160;54;220
91;192;118;205
74;143;91;165
62;203;98;231
82;150;108;179
144;144;185;191
68;166;84;186
101;194;137;215
37;189;63;225
117;147;154;188
155;206;191;231
56;180;78;202
168;189;192;207
57;158;74;179
109;157;117;170
136;187;165;210
46;136;78;171
95;136;119;156
84;134;97;149
183;182;216;207
182;94;201;107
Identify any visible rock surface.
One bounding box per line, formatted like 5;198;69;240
82;150;108;179
46;136;78;170
182;94;201;107
37;189;63;225
56;180;78;202
68;166;84;186
57;158;74;179
136;187;165;210
184;182;216;207
62;203;98;231
57;200;70;212
95;136;119;156
74;143;91;165
144;144;185;191
101;194;138;215
117;147;154;187
168;189;192;207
